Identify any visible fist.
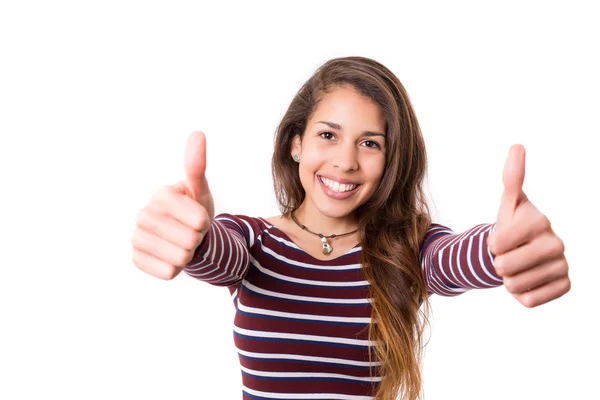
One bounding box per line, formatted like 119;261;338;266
489;144;570;307
131;131;215;280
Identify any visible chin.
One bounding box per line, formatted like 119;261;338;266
314;200;359;219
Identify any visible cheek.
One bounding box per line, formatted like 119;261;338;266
362;157;385;183
297;157;320;183
300;148;328;170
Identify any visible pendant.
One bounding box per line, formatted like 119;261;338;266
321;237;333;255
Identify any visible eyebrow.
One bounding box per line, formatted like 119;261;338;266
316;121;385;137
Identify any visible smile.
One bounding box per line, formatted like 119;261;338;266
319;176;360;193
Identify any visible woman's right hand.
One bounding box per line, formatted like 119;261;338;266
131;131;215;280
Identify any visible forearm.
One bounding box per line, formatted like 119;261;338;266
421;223;503;296
184;218;250;287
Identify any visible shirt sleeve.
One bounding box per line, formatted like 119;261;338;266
420;222;503;296
183;213;259;287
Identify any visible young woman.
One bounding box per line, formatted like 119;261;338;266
131;56;570;400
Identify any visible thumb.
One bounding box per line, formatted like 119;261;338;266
497;144;527;225
183;131;209;201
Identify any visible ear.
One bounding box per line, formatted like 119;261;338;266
290;134;302;158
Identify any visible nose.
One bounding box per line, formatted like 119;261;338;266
332;144;359;171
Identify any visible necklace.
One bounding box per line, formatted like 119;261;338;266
290;211;358;255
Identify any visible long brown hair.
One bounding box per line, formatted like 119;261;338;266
271;56;432;400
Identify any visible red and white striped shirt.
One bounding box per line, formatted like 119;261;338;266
184;214;502;399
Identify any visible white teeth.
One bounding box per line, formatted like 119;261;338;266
320;177;357;193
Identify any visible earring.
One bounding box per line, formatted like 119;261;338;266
293;154;300;162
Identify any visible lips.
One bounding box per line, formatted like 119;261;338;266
319;176;358;193
318;175;361;200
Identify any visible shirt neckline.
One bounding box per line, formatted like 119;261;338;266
257;217;361;262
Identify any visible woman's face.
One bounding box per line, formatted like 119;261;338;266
292;85;387;220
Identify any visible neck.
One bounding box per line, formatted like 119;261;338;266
293;202;358;236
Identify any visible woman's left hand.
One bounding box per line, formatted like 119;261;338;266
487;144;570;308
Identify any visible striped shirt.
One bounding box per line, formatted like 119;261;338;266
183;214;502;399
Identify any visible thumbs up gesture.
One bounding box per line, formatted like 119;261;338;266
131;131;215;280
488;144;570;307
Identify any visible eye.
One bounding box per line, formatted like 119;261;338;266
319;131;335;140
362;140;381;149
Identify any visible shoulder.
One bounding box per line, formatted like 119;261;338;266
419;222;455;253
213;213;288;241
425;222;454;236
214;213;279;229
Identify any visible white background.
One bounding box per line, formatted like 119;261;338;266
1;1;598;399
